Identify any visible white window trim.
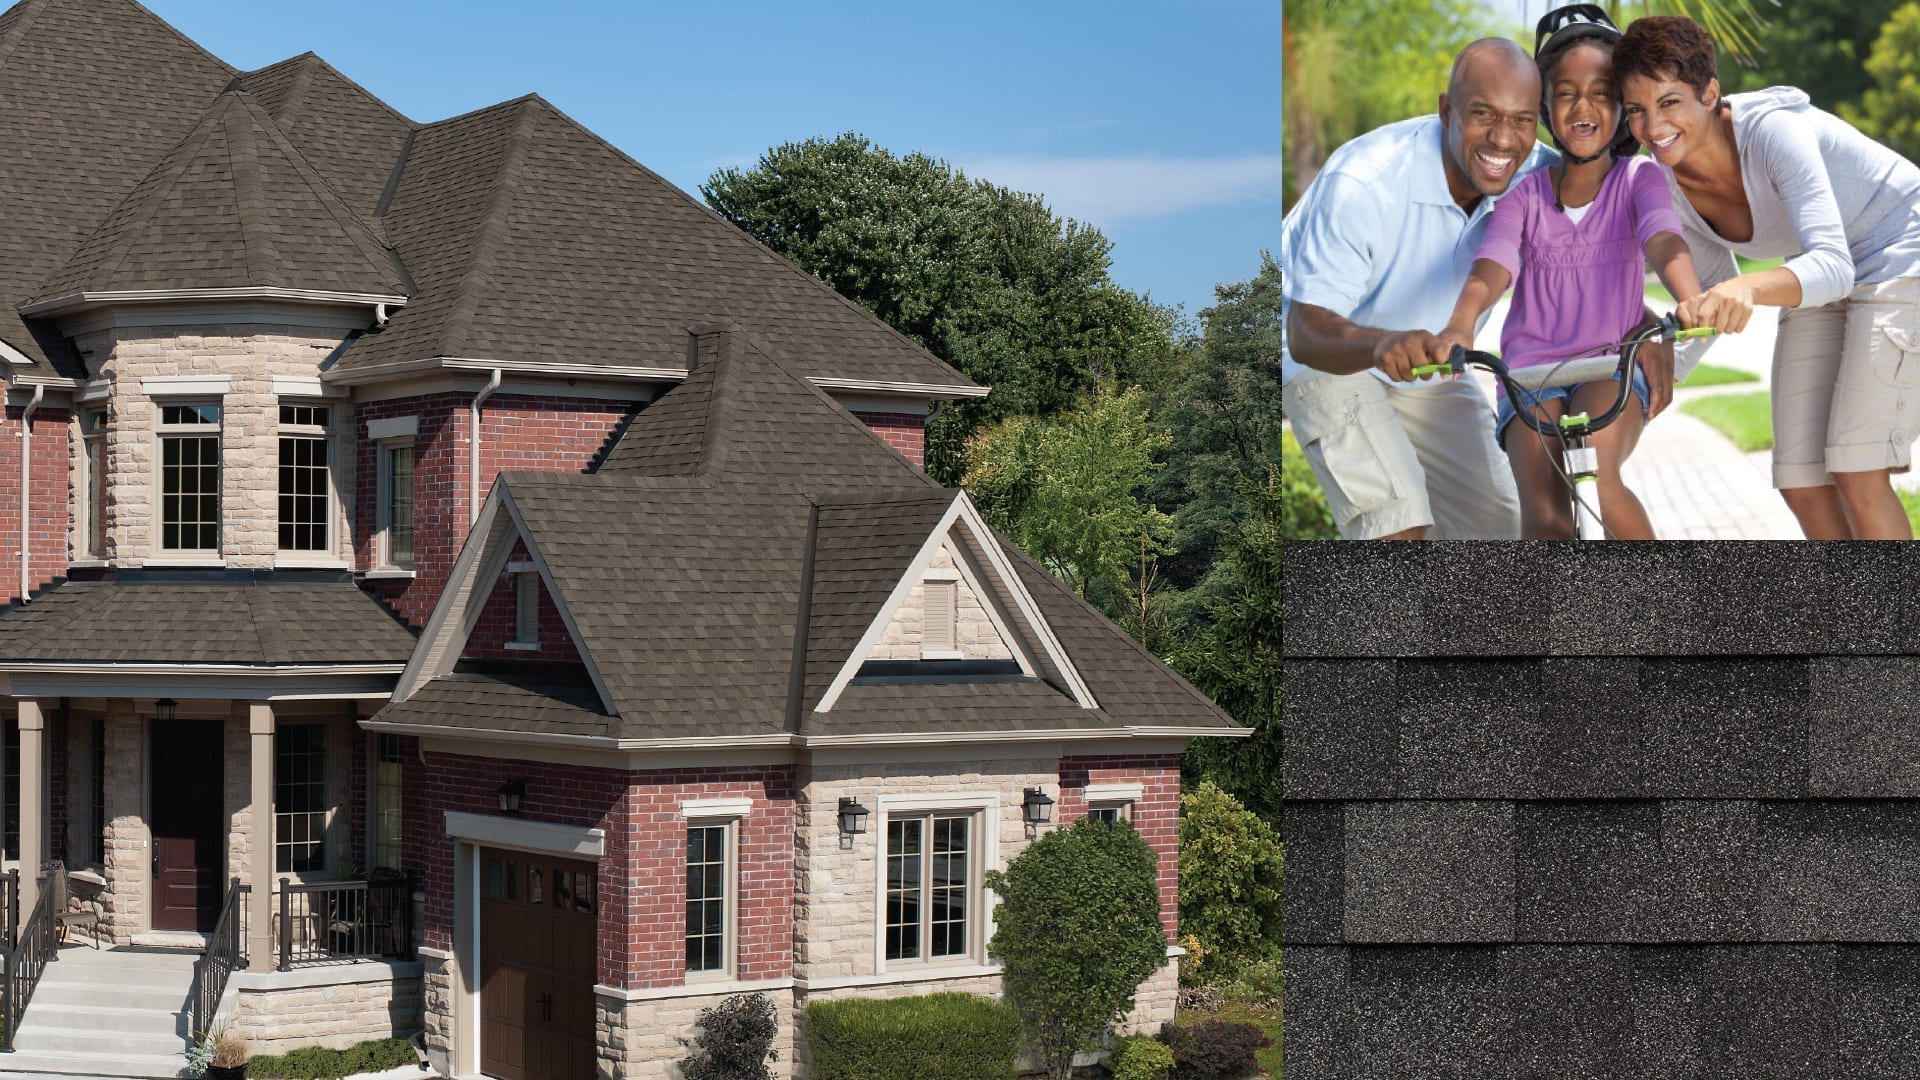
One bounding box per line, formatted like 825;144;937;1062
374;437;417;572
153;400;223;557
685;816;740;983
681;797;753;819
509;564;540;648
1083;783;1144;804
142;375;232;397
77;410;106;560
873;792;999;974
275;400;339;562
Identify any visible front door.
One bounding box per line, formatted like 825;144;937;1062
150;720;223;932
480;850;597;1080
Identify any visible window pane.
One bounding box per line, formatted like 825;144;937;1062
374;734;403;871
278;434;328;550
387;446;414;566
685;825;727;972
161;433;220;550
273;726;326;874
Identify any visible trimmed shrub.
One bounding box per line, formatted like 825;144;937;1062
1178;782;1283;986
985;818;1166;1080
1160;1018;1272;1080
804;993;1019;1080
1110;1033;1177;1080
244;1036;415;1078
682;992;777;1080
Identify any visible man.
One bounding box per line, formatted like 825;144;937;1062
1282;39;1564;539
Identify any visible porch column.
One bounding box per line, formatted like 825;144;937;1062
247;702;275;971
15;699;42;919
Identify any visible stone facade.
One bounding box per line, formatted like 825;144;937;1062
870;542;1016;662
228;962;425;1053
75;322;357;568
599;986;799;1080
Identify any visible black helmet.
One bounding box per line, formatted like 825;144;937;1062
1533;3;1639;159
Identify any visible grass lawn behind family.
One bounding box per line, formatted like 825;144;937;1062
1678;363;1760;388
1678;391;1774;451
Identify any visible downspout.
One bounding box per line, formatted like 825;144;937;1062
468;369;501;525
17;383;43;604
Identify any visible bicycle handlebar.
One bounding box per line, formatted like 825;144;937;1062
1411;314;1718;440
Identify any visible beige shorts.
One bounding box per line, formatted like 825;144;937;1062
1772;275;1920;489
1282;368;1520;539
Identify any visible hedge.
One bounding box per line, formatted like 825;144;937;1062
804;993;1019;1080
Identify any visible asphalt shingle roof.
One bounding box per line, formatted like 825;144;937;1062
373;671;609;738
0;578;417;664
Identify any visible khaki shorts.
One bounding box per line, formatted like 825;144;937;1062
1772;275;1920;489
1282;368;1520;539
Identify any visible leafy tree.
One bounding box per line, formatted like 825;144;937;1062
702;134;1176;483
1174;473;1282;822
963;386;1174;606
1840;3;1920;162
1717;0;1898;111
985;819;1167;1080
1177;783;1283;986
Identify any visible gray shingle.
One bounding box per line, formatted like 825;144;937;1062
1396;660;1537;798
1345;947;1511;1079
1628;945;1833;1080
1280;802;1343;945
1533;658;1644;798
1502;945;1636;1080
1515;802;1660;942
1810;657;1920;797
1281;947;1350;1080
1344;802;1514;944
1639;658;1808;798
1832;945;1920;1076
1280;660;1398;800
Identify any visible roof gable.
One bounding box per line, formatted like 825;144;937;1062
807;491;1098;715
28;87;408;310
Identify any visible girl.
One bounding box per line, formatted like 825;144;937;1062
1439;4;1712;539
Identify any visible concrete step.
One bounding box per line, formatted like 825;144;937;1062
19;1000;185;1039
33;980;189;1012
12;1020;187;1057
0;1047;186;1078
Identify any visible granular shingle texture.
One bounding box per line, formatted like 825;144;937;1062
1284;544;1920;1077
0;578;415;664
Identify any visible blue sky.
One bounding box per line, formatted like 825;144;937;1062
144;1;1280;325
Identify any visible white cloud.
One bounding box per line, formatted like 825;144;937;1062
948;153;1282;225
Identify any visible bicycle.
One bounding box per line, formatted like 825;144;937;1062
1411;313;1719;540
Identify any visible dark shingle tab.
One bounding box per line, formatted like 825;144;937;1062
374;673;609;738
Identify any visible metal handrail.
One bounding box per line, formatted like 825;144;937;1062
277;876;413;970
190;879;247;1038
2;867;62;1052
2;869;17;953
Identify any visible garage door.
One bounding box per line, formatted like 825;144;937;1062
480;850;598;1080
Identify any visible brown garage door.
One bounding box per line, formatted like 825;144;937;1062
480;850;598;1080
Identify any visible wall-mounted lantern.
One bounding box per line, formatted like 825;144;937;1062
837;797;870;849
496;778;528;815
1022;787;1055;836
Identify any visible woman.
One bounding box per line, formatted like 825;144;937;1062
1615;16;1920;539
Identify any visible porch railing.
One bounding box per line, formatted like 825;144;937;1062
190;879;247;1038
277;876;412;971
1;868;17;953
2;867;61;1052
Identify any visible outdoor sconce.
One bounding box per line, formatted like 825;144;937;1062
1022;787;1055;836
153;698;176;722
837;797;870;849
496;778;528;815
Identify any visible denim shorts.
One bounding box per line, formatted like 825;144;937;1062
1495;366;1651;450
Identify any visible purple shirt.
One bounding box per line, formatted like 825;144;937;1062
1474;155;1683;373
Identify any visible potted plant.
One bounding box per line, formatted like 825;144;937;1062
198;1027;247;1080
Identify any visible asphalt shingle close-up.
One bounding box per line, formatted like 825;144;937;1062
1284;544;1920;1078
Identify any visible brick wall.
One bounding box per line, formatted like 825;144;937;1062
413;751;796;990
851;411;924;468
354;393;630;628
463;539;580;662
0;402;73;604
1057;753;1182;939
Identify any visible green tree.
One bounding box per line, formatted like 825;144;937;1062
1177;782;1284;986
1175;473;1283;822
702;134;1176;483
1840;3;1920;161
1717;0;1899;111
963;386;1174;606
985;819;1167;1080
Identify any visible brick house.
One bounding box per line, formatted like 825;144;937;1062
0;1;1240;1078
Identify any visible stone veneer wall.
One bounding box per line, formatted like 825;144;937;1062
1284;544;1920;1079
870;543;1015;662
228;963;424;1053
78;323;357;567
599;987;800;1080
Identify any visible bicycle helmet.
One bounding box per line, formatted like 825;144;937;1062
1534;3;1639;162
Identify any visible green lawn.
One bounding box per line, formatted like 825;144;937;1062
1678;391;1774;451
1646;254;1786;306
1896;489;1920;535
1678;363;1760;388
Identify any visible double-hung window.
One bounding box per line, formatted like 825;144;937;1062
275;725;327;873
378;443;414;569
78;410;107;558
278;405;331;554
371;733;403;872
158;403;221;552
681;798;749;980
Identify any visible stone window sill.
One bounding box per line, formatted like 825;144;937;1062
361;568;417;581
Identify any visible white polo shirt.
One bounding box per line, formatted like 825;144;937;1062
1280;115;1553;388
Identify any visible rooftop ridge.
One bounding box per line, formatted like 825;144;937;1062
435;95;542;356
231;92;402;288
0;0;49;78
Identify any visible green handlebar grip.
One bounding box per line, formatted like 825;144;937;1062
1673;326;1719;340
1409;363;1452;378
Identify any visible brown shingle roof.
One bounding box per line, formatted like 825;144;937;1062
0;579;417;664
238;53;415;223
30;88;408;306
375;672;610;738
0;0;233;373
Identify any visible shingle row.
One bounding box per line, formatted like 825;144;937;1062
1285;943;1920;1080
1286;799;1920;945
1284;657;1920;799
1282;542;1916;658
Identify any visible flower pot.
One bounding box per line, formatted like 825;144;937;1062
207;1064;246;1080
